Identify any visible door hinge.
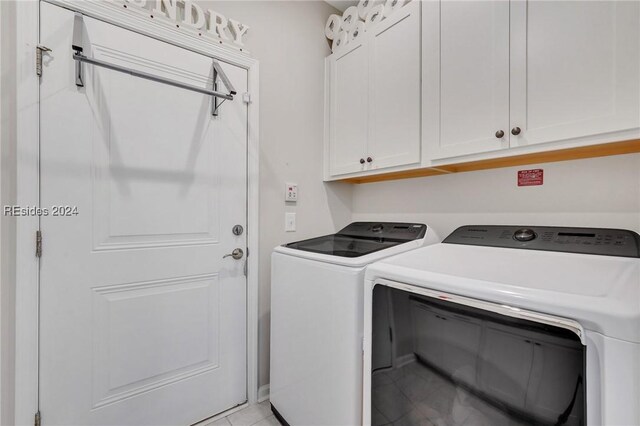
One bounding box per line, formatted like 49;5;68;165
242;92;251;104
34;411;41;426
36;45;52;77
36;230;42;258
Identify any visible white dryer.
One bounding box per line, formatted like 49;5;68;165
363;225;640;426
270;222;439;425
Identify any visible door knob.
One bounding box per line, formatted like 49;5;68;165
366;157;373;163
360;158;365;164
495;130;504;138
511;127;521;136
223;248;244;260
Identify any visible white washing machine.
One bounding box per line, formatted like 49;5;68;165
363;225;640;426
270;222;439;425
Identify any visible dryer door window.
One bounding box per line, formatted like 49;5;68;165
370;287;585;426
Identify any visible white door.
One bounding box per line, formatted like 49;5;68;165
39;3;248;425
368;1;421;171
423;0;510;160
510;1;640;147
329;42;369;176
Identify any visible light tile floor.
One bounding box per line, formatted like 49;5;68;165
201;401;282;426
372;361;529;426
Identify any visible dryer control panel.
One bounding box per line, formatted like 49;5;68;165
444;225;640;257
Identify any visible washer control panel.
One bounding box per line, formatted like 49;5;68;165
339;222;427;241
444;225;640;257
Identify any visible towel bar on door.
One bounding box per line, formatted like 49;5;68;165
71;13;236;115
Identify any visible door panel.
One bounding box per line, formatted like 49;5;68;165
368;1;421;170
424;0;510;160
510;1;640;147
39;3;247;425
90;44;221;249
329;42;369;176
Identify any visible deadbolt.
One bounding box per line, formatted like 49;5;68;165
232;224;244;236
223;248;244;260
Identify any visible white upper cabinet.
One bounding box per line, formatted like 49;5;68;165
326;0;640;180
423;0;510;160
510;1;640;148
328;41;369;176
326;1;421;178
423;0;640;163
368;2;421;170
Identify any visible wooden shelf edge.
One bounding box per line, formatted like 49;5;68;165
339;139;640;184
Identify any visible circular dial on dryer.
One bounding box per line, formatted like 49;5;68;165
514;228;537;242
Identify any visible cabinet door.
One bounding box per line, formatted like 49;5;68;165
328;42;369;176
368;1;421;170
423;0;510;160
510;1;640;147
438;312;482;387
526;341;584;424
410;303;441;367
478;326;534;410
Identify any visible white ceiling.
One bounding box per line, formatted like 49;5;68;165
324;0;359;12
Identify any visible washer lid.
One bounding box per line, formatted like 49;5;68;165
365;243;640;342
274;222;439;267
282;222;427;258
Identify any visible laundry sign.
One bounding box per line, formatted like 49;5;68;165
517;169;544;186
123;0;249;47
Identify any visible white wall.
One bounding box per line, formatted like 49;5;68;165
196;1;353;390
0;1;17;424
352;154;640;238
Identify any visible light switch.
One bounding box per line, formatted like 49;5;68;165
285;212;296;232
285;183;298;202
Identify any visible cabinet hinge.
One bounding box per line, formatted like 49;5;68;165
34;411;41;426
36;45;52;77
242;92;251;104
36;230;42;258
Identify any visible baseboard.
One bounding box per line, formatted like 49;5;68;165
257;384;270;403
394;353;416;369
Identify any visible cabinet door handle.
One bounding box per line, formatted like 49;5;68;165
366;157;373;163
511;127;521;136
360;158;365;164
495;130;505;138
